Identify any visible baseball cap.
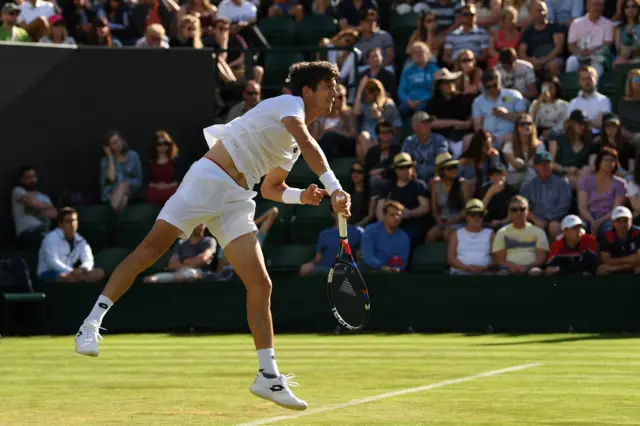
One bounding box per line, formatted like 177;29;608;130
393;152;413;168
2;2;20;13
560;214;583;230
534;151;553;164
604;113;621;126
569;109;588;124
488;163;506;174
612;206;632;220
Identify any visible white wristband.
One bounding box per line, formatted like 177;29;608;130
319;170;342;195
282;188;304;204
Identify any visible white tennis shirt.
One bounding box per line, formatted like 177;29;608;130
203;95;305;189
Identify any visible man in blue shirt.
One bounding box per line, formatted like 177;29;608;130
471;69;528;148
401;111;449;182
520;151;572;241
361;200;411;272
299;213;364;275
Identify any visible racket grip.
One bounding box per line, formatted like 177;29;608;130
337;195;348;239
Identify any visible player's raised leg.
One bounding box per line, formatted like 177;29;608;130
75;219;182;356
222;231;307;410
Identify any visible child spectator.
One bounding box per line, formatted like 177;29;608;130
545;215;598;275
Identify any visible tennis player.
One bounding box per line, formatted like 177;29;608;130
75;61;351;411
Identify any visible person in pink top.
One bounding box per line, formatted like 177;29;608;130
487;6;521;69
566;0;614;79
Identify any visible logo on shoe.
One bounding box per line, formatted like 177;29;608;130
269;385;285;392
98;303;109;309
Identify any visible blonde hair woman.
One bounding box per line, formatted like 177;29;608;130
178;0;217;37
618;68;640;139
170;14;203;48
501;112;546;187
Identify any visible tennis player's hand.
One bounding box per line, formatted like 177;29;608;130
331;189;351;217
301;184;328;206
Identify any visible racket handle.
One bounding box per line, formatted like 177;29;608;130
337;195;348;239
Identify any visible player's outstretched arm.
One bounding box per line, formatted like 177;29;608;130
281;116;351;216
261;167;327;205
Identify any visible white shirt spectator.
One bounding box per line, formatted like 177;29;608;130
37;228;94;276
450;228;493;274
216;0;257;23
18;0;56;24
39;36;76;45
495;59;536;96
567;90;611;134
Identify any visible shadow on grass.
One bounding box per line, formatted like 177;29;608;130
471;333;640;346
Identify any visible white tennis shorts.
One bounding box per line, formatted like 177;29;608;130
157;158;258;248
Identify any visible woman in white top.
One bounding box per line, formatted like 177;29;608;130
529;76;569;141
501;112;546;188
448;198;495;275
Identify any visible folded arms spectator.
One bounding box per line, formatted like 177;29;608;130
37;208;105;283
12;166;57;249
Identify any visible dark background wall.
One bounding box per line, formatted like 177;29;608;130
0;44;219;245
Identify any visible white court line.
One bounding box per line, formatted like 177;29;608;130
237;362;543;426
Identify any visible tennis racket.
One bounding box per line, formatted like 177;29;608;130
327;203;370;331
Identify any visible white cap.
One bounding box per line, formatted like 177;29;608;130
612;206;633;220
561;214;583;230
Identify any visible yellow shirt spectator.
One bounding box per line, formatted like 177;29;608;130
492;223;549;266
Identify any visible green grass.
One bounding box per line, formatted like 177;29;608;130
2;334;640;425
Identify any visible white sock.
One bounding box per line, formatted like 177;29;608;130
84;295;113;326
257;348;280;377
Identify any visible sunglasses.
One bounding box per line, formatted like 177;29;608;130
351;168;364;174
444;165;458;171
396;165;412;170
518;121;532;127
467;211;484;218
156;141;169;146
484;83;498;89
461;12;475;17
245;91;259;96
510;207;526;212
460;57;474;63
378;129;393;134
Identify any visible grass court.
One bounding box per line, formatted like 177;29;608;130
2;333;640;425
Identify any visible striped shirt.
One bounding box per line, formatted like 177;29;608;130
425;0;463;31
444;26;490;59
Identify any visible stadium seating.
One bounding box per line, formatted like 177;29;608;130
290;199;334;244
389;13;419;67
329;157;357;186
94;247;131;276
115;203;162;249
264;244;314;271
410;243;448;273
259;16;296;47
76;204;114;251
286;158;317;187
296;15;338;49
263;51;305;94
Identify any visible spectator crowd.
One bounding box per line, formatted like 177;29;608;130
6;0;640;281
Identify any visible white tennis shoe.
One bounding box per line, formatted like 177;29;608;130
250;371;308;410
75;322;104;357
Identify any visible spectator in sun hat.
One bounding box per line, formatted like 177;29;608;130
39;14;76;45
520;151;572;241
545;215;598;275
375;152;430;247
597;206;640;275
427;67;474;145
427;152;467;243
448;198;495;275
0;3;31;42
401;111;449;183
